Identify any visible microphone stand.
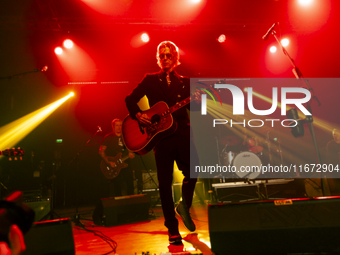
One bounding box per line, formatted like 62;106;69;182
0;67;48;80
266;131;272;165
220;142;228;183
68;128;102;227
41;158;62;221
139;156;160;208
269;29;330;195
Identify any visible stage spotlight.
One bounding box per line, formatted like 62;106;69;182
191;0;201;3
55;47;63;55
56;42;97;81
69;92;75;97
281;38;289;47
217;34;226;43
63;39;74;49
141;33;150;43
0;93;74;150
270;46;277;53
298;0;313;6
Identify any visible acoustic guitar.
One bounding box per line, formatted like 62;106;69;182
122;94;194;155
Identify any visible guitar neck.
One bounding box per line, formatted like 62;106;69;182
166;95;193;115
121;154;130;162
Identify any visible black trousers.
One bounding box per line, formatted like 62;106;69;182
154;134;198;235
108;167;134;197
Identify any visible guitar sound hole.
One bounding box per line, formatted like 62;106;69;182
151;114;161;124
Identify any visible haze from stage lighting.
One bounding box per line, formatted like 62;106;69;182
0;93;74;151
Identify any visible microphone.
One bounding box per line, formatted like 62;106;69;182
97;126;102;132
262;22;278;41
40;65;48;72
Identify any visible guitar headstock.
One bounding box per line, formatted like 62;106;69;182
196;80;223;93
0;147;24;161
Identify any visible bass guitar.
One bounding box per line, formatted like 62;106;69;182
122;94;195;155
100;153;130;179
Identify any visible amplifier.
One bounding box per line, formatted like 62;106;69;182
209;196;340;254
24;218;75;255
93;194;150;226
212;179;305;202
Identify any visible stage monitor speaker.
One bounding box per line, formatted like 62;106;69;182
24;218;75;255
93;194;150;227
209;196;340;255
26;199;50;222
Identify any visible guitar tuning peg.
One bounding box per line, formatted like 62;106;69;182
20;157;22;161
9;157;12;161
14;157;17;161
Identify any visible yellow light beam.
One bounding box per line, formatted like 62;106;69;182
204;98;318;167
244;88;340;133
0;92;74;150
244;87;287;113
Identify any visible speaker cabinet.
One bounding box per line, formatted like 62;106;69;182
93;194;150;226
26;199;50;222
24;218;75;255
172;181;205;204
212;179;306;203
212;181;259;202
209;196;340;255
142;172;158;189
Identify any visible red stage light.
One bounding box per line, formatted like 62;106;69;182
141;33;150;43
270;46;277;53
55;47;63;55
56;43;97;82
63;39;74;49
289;0;330;33
191;0;201;3
217;34;226;43
281;38;289;47
298;0;313;6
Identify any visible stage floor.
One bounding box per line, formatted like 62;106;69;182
55;203;213;255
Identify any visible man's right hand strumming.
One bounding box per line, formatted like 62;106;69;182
136;112;152;126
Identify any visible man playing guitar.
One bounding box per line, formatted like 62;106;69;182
99;119;135;197
125;41;201;245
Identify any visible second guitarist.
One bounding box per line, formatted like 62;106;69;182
99;118;135;197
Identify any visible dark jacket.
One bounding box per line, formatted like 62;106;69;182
125;70;198;136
